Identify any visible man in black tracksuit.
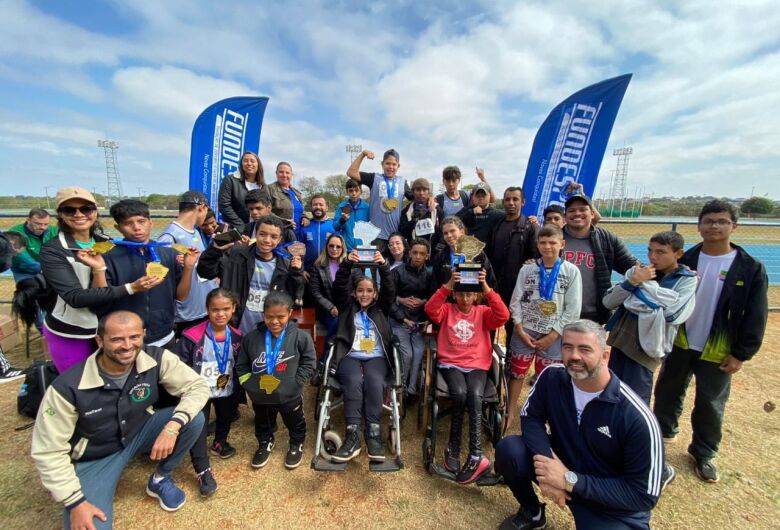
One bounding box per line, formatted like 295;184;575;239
653;200;768;483
495;320;663;530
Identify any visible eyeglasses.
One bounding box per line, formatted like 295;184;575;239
327;245;343;249
58;205;98;216
700;219;733;227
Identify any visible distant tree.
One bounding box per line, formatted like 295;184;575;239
740;196;774;216
296;176;322;205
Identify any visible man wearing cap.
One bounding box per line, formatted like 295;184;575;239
399;177;442;246
158;191;220;337
563;195;635;324
456;181;504;246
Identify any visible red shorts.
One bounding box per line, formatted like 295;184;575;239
509;351;561;380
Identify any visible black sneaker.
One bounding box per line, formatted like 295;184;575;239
210;440;237;459
197;468;218;497
251;438;274;469
456;454;491;484
444;445;461;474
528;373;538;387
0;367;24;383
689;452;719;483
331;424;361;462
661;463;676;492
499;504;547;530
285;443;304;469
365;423;385;461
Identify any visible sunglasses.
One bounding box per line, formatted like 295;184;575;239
59;205;98;216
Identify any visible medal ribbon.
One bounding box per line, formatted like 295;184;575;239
382;175;397;199
111;238;170;263
207;323;231;375
264;324;288;376
350;199;362;211
271;241;295;259
538;258;562;301
360;311;371;339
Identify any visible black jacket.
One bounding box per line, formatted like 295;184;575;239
217;172;268;232
308;261;362;320
390;262;436;322
197;243;304;326
564;226;636;324
398;201;443;248
100;244;183;343
676;243;768;362
430;243;497;290
40;232;129;338
489;215;539;304
332;260;397;372
235;321;316;405
456;205;504;245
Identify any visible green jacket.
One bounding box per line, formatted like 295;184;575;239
8;222;57;262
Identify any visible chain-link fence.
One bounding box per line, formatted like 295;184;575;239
3;214;780;307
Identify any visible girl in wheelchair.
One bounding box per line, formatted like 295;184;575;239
425;269;509;483
329;248;396;463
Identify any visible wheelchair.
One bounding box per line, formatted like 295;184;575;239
419;328;506;485
311;338;405;472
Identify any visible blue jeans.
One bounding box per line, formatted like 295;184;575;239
64;408;204;529
391;320;425;394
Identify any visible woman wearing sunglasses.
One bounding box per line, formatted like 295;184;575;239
39;187;159;372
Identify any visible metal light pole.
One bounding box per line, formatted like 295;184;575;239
44;186;53;209
346;144;363;163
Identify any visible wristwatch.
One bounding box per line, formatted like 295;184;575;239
564;470;578;493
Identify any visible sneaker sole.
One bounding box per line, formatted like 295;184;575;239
146;486;186;512
331;448;361;463
457;460;492;484
663;435;677;443
211;449;237;460
687;453;719;483
661;466;676;491
285;458;303;469
367;452;386;462
200;484;219;498
251;458;271;469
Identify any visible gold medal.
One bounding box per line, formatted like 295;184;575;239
146;262;169;280
383;198;398;211
538;300;557;316
216;374;230;390
91;241;115;254
360;338;376;352
259;374;281;394
171;243;192;254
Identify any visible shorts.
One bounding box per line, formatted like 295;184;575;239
509;328;562;380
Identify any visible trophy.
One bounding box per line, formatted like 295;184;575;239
287;242;307;259
353;221;381;265
454;235;484;292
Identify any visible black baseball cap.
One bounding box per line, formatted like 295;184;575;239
564;194;592;210
180;190;209;206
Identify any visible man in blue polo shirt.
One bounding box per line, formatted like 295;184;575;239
495;320;665;530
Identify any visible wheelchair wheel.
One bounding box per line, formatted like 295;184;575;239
422;437;433;471
320;430;342;460
313;384;324;421
388;427;398;456
418;347;432;430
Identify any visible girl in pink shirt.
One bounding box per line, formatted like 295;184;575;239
425;269;509;484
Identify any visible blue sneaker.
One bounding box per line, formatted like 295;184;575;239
146;474;186;512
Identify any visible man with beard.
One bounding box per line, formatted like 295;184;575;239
298;194;335;277
494;320;664;530
31;311;209;529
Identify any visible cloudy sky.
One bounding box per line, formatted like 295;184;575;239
1;0;778;200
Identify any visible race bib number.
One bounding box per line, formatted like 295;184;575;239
246;288;268;313
200;361;221;387
415;218;434;236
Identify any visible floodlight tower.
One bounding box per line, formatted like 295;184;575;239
611;147;633;216
98;140;123;206
346;144;363;163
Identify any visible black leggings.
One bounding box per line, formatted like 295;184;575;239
441;367;487;456
253;396;307;445
190;396;235;473
336;356;389;425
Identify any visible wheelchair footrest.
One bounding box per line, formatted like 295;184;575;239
369;457;403;472
311;456;348;472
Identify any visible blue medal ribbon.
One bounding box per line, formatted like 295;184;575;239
350;199;362;211
207;323;231;374
264;324;288;376
538;258;562;301
382;175;397;199
111;238;170;263
271;241;294;259
360;311;371;339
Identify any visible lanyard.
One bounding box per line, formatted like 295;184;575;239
207;323;231;374
264;324;288;375
111;238;170;263
272;242;293;259
360;311;371;338
538;259;563;301
350;199;362;211
450;250;465;268
382;175;397;199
